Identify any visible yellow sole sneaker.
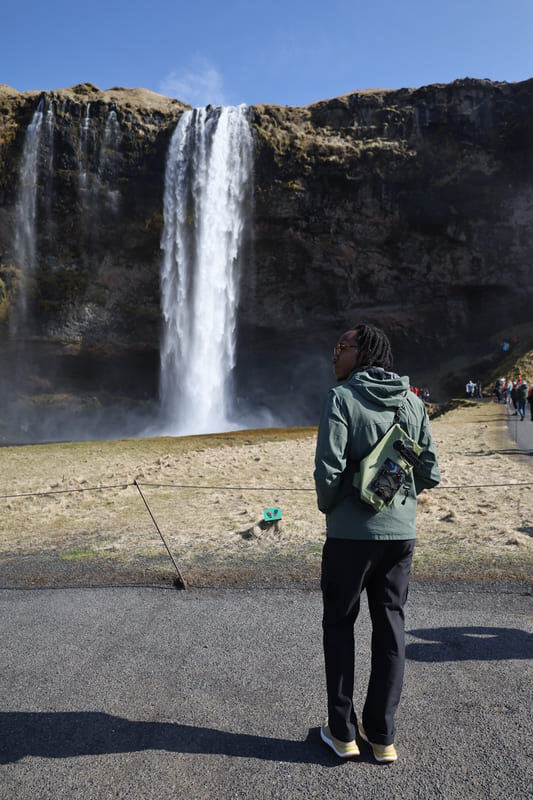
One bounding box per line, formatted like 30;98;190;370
320;721;360;758
358;722;397;763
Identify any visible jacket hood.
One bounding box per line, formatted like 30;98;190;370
346;366;410;408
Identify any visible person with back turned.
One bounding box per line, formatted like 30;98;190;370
314;323;440;762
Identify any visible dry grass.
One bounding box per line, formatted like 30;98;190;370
0;404;531;587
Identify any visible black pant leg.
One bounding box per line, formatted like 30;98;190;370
362;539;415;745
321;538;371;742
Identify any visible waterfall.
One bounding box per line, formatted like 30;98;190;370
44;101;55;175
101;108;121;212
159;104;253;434
13;99;44;329
42;100;55;233
79;102;91;191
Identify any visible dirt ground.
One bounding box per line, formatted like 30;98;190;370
0;401;531;588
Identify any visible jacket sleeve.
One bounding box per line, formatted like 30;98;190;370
314;390;349;513
414;407;441;494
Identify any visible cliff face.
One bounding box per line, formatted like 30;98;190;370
249;80;533;351
0;83;184;348
1;78;533;437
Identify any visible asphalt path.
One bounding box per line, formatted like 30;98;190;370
507;403;533;452
1;583;532;800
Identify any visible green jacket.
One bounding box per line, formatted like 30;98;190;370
314;367;441;540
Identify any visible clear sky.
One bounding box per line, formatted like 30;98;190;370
2;0;532;107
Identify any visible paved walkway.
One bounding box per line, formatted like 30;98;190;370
1;584;531;799
507;403;533;452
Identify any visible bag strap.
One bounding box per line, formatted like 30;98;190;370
351;400;407;476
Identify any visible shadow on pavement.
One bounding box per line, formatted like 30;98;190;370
406;626;533;662
0;714;346;766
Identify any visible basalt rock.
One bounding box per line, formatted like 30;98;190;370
248;80;533;361
0;78;533;429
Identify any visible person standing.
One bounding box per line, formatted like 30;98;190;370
510;382;519;415
314;324;440;762
517;380;528;420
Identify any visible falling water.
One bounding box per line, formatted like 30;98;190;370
79;102;91;191
44;101;55;173
13;99;44;329
100;108;121;211
159;104;253;434
42;100;55;228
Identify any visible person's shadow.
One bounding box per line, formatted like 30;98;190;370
406;626;533;662
0;713;356;766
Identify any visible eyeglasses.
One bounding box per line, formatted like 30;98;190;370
333;342;357;358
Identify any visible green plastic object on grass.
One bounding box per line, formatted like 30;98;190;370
263;507;282;522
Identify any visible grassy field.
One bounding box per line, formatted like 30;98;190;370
0;402;531;588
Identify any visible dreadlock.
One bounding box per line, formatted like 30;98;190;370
354;323;393;371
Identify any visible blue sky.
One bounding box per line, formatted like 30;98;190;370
2;0;532;107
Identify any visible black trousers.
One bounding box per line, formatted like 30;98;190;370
321;537;415;746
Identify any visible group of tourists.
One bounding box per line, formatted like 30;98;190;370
410;385;430;402
494;376;533;420
465;379;483;398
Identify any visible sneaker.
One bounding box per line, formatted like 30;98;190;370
320;720;360;758
358;722;397;763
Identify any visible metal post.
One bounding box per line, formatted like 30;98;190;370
134;480;187;589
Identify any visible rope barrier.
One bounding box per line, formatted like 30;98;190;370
2;474;532;590
0;483;131;500
2;479;533;500
139;482;315;491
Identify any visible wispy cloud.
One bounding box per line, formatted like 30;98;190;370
159;62;226;107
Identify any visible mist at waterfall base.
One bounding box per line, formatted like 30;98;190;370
0;337;334;446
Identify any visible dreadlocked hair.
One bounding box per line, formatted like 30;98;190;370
354;323;393;371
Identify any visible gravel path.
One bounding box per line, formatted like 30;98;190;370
1;583;531;799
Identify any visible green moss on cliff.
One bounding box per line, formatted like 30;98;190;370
35;266;89;313
0;263;24;327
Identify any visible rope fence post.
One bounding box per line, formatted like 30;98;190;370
133;480;187;590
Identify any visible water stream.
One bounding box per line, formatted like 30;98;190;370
159;105;253;434
13;99;44;330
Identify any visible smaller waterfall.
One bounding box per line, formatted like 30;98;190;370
100;108;121;212
13;99;44;328
44;101;55;172
159;104;253;434
42;100;55;223
79;103;91;191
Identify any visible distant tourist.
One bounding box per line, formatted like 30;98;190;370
465;380;476;397
517;381;528;420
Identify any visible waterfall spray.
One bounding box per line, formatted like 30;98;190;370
159;105;253;434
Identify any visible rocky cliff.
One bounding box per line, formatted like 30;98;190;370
1;78;533;439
